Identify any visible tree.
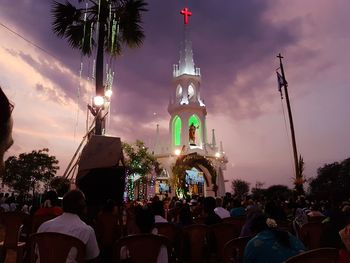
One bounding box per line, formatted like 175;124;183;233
264;185;292;201
50;176;71;196
51;0;148;135
2;149;59;196
122;140;159;200
231;179;250;198
309;158;350;203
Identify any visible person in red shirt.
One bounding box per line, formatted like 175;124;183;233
35;190;63;216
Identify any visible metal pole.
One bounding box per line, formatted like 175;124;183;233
277;53;299;186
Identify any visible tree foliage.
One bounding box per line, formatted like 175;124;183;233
265;185;292;200
309;158;350;203
50;176;70;197
122;140;159;178
2;149;59;195
231;179;250;198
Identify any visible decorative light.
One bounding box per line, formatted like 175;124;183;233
175;149;181;156
93;96;104;106
215;152;221;158
105;89;112;98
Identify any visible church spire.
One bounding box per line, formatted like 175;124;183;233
174;7;200;77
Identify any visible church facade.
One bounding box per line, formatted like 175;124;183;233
152;20;228;198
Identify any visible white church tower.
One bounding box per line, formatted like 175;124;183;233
169;26;207;151
152;7;228;198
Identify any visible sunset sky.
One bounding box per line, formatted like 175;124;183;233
1;0;349;191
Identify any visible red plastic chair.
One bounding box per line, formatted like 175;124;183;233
181;224;209;263
223;236;252;263
0;212;29;263
112;233;172;263
29;232;85;263
209;223;240;261
283;247;338;263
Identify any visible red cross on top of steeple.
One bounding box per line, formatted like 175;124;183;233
180;7;192;25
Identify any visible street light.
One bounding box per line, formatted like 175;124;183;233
175;149;181;156
93;96;104;107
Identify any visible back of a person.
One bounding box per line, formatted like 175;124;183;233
37;190;99;262
244;230;305;263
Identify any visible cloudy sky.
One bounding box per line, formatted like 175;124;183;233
1;0;349;191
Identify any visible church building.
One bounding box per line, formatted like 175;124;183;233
152;8;228;198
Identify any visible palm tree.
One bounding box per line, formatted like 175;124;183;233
51;0;148;135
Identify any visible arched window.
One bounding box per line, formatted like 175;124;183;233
188;84;195;99
188;114;201;144
173;116;182;146
176;85;182;99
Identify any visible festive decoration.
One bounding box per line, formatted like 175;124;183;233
123;140;161;200
171;153;217;198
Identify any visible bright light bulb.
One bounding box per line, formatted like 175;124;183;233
175;149;181;156
215;152;221;158
93;96;104;106
105;89;112;98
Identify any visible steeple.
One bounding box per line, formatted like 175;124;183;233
173;8;200;78
178;28;197;76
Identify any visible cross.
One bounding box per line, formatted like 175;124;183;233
180;7;192;25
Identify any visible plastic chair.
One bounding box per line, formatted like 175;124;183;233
209;223;240;261
29;232;85;263
223;236;252;263
181;224;209;263
222;217;246;233
154;222;181;259
283;247;338;263
0;212;29;263
298;222;325;249
112;233;172;263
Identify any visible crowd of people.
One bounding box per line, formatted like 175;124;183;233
1;188;348;262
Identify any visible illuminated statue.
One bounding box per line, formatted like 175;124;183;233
189;123;198;145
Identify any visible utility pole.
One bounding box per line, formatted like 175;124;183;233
277;53;301;193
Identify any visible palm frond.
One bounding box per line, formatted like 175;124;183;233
51;1;82;37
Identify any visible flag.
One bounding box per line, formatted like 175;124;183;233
276;71;286;93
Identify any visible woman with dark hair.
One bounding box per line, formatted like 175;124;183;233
243;214;305;263
0;87;14;177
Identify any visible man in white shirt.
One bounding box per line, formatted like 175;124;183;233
38;190;100;262
214;197;230;219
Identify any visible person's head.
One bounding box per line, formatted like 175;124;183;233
62;190;87;216
102;199;116;213
152;200;165;217
215;197;223;208
43;190;59;207
203;196;216;213
135;205;155;233
0;87;14;175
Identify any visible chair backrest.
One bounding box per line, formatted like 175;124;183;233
182;224;209;263
95;212;121;247
209;223;240;259
29;232;85;263
31;214;57;233
223;217;246;233
154;222;179;244
0;212;29;248
112;233;172;263
283;247;338;263
223;236;252;263
298;222;325;249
